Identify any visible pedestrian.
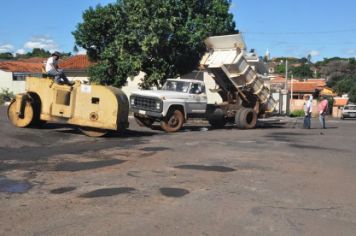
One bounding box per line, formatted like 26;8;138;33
303;95;311;129
45;51;74;85
318;96;328;129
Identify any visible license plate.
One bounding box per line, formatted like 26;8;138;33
139;110;146;115
350;114;356;117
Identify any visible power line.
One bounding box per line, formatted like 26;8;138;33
240;28;356;35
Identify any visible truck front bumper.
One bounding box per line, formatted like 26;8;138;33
131;108;163;118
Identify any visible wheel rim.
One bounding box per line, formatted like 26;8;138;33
246;111;254;124
168;115;179;127
7;100;34;128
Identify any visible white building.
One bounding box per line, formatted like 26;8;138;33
0;60;42;94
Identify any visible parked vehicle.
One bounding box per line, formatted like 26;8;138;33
130;34;277;132
341;105;356;119
130;79;207;132
7;76;129;137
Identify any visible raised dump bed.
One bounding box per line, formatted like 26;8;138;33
201;34;277;114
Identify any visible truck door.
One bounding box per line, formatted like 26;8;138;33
51;84;75;118
187;83;207;116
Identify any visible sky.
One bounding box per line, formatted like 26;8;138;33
1;0;356;62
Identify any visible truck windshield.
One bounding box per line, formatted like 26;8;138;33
162;81;190;93
344;106;356;110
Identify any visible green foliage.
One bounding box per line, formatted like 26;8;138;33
349;85;356;103
73;0;237;87
275;64;285;75
290;110;305;117
0;52;14;60
335;76;356;95
0;88;15;105
291;64;313;78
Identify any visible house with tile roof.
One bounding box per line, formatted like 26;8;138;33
0;60;43;94
0;55;94;94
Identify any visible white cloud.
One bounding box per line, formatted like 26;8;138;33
346;49;356;55
16;48;26;55
0;43;15;53
24;36;59;52
309;50;320;57
77;49;87;55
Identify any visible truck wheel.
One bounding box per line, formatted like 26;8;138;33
7;99;35;128
235;108;257;129
134;113;154;128
161;109;184;132
207;108;227;129
79;127;108;137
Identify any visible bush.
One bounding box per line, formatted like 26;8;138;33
290;110;305;117
0;88;15;105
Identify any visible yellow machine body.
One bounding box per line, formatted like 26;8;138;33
12;77;129;132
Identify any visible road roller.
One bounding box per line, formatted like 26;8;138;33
7;77;129;137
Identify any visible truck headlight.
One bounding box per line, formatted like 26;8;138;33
156;101;161;110
130;98;135;106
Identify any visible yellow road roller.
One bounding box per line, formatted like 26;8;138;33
7;77;129;137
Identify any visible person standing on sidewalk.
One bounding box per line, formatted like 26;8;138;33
303;95;312;129
318;96;328;129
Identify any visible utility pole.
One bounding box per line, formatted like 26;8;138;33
290;74;294;112
285;60;289;115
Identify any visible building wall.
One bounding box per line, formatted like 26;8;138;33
0;70;26;94
290;99;319;117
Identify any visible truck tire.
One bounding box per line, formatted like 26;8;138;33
134;113;154;128
235;108;257;129
7;99;35;128
161;109;184;132
207;108;227;129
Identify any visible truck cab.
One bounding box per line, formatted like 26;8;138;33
130;79;207;132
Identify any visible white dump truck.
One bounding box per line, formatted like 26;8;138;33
130;34;277;132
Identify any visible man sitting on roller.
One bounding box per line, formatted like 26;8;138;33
45;51;74;85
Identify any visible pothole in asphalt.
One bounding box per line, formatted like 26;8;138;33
0;176;32;193
160;188;190;198
236;163;272;171
80;187;136;198
50;187;77;194
175;165;236;172
55;159;126;172
140;147;171;152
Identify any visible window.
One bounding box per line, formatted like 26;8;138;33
12;73;27;81
12;72;42;81
189;83;205;94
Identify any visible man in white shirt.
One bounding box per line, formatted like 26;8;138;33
46;52;73;85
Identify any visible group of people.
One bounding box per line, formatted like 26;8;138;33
303;95;328;129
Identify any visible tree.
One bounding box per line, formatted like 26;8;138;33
73;45;79;54
349;85;356;103
291;64;313;79
0;52;14;60
73;0;236;87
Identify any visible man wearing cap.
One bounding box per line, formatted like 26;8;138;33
45;51;74;85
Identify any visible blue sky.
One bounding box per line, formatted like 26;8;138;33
1;0;356;61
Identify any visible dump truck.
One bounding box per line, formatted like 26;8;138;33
200;34;277;129
130;34;277;132
7;77;129;137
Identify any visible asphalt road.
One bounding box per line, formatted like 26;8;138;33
1;106;356;236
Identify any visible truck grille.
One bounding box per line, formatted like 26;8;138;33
131;96;161;112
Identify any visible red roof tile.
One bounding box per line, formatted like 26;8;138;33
0;61;42;73
307;79;326;87
289;82;319;92
59;55;93;70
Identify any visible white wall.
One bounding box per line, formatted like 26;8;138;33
120;71;147;99
0;70;26;94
